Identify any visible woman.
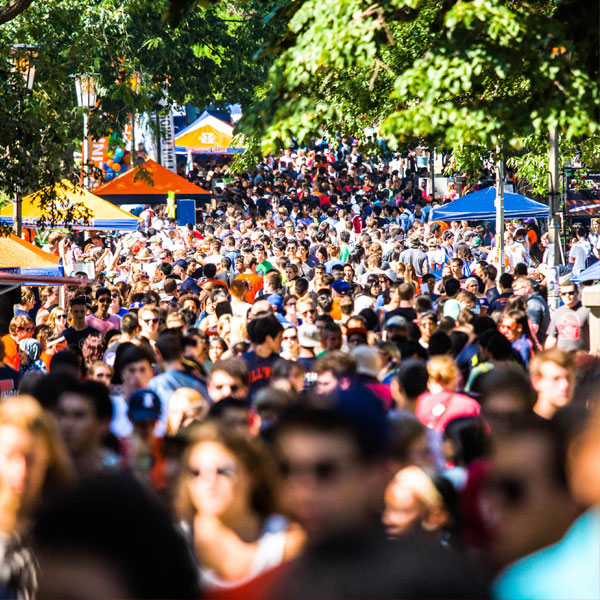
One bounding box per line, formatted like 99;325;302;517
416;355;481;433
89;360;113;386
404;263;421;295
176;422;304;591
417;311;438;351
280;326;300;361
167;388;210;436
208;337;227;364
499;309;535;368
464;276;489;314
0;396;72;598
47;307;68;337
18;339;48;375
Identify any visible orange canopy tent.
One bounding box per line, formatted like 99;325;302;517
0;234;62;277
94;159;210;205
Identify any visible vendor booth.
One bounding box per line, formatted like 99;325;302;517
430;187;550;221
0;234;62;278
94;159;210;205
0;180;140;231
175;111;243;155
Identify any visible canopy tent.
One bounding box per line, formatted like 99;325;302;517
94;159;210;204
0;180;140;231
572;261;600;283
0;234;62;278
174;111;243;154
430;187;550;221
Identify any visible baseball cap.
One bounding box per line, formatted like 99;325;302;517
385;315;409;329
472;236;483;247
442;230;454;240
174;259;188;269
128;390;161;423
266;293;284;314
351;345;381;379
297;324;320;348
346;326;368;339
332;279;351;295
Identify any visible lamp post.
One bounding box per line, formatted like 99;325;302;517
74;74;99;189
9;44;38;237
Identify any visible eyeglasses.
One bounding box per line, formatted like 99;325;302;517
98;297;111;303
142;317;159;324
56;314;67;319
282;334;298;341
301;309;316;316
560;290;576;296
111;293;119;298
19;326;34;332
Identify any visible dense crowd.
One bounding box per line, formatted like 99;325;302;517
0;144;598;599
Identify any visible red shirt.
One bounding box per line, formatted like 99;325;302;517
416;390;481;433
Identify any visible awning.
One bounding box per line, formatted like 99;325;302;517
0;180;141;230
0;234;62;278
174;111;243;154
94;159;211;204
430;187;550;221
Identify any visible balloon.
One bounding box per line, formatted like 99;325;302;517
115;147;124;159
112;154;121;164
105;172;115;181
106;149;115;159
113;162;122;173
106;167;114;174
106;160;114;169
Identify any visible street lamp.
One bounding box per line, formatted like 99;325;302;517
9;44;39;237
74;73;99;189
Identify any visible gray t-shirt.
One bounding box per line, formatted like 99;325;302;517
399;248;428;277
527;293;550;344
548;302;590;352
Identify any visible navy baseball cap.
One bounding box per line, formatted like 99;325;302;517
128;390;161;423
174;259;188;269
332;279;351;295
266;293;284;313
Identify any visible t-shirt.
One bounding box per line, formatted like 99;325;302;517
399;248;428;277
62;325;100;348
85;313;120;338
526;294;550;344
569;240;591;276
241;351;279;399
488;292;513;314
256;260;274;276
235;273;264;303
384;306;417;323
416;390;481;433
0;364;20;397
548;302;590;352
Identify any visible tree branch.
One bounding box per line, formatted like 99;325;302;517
0;0;34;25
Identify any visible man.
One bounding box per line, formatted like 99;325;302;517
313;351;356;396
319;322;343;354
384;283;417;323
62;297;99;348
57;379;118;477
512;276;550;345
545;282;590;352
235;256;264;303
568;225;592;276
207;358;250;403
296;298;317;325
481;418;579;569
488;273;514;315
148;332;209;435
530;348;575;420
110;343;155;438
85;288;120;338
241;313;283;398
138;305;161;346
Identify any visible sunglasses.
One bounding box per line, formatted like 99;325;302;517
301;309;316;316
560;290;576;296
98;297;111;303
142;317;159;324
56;314;67;319
277;458;352;482
283;334;298;341
19;326;34;332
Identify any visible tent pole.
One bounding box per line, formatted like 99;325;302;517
496;146;505;276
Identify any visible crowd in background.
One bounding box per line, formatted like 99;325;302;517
0;142;598;599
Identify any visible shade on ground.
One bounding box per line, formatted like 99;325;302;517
430;186;550;221
0;180;140;230
175;111;242;154
0;234;62;277
94;158;211;204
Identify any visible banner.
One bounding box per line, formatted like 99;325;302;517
566;171;600;216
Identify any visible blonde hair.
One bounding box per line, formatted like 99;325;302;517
228;315;248;345
167;388;209;436
427;355;459;389
0;396;72;511
530;348;574;378
390;466;444;511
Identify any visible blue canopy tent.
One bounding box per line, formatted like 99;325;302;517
572;261;600;283
430;187;550;221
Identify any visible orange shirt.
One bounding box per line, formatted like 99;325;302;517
235;273;263;303
1;335;19;371
330;298;342;321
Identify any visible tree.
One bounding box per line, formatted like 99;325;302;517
237;0;599;162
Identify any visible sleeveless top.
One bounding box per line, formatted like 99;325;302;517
182;514;288;591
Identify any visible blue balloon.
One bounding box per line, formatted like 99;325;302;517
106;167;114;175
113;155;121;163
115;147;124;159
105;172;115;181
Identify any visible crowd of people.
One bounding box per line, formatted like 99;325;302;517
0;143;598;599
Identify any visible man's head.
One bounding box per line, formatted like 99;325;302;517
272;389;389;542
558;282;580;308
139;307;160;340
69;297;88;328
207;358;250;403
530;349;575;419
95;287;112;316
247;313;283;353
512;276;533;299
314;351;356;396
115;344;154;393
57;380;113;461
320;322;342;352
481;417;578;568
